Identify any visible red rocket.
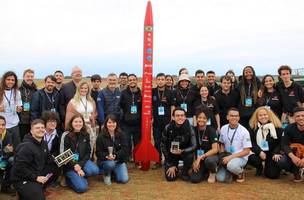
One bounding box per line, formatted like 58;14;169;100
134;1;160;171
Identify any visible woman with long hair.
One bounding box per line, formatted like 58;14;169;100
225;70;238;90
247;107;283;179
237;66;261;129
0;71;22;149
96;114;129;185
257;75;283;119
193;86;220;132
63;114;99;193
65;80;97;156
165;74;174;90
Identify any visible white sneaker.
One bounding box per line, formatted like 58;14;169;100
207;173;216;183
104;175;112;185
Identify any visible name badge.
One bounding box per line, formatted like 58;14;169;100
158;106;165;116
264;106;271;110
282;123;288;129
23;102;30;111
83;112;90;120
51;108;56;112
229;146;235;153
206;118;211;125
245;98;253;107
260;140;269;151
197;149;204;157
131;105;137;114
73;153;79;161
180;103;187;112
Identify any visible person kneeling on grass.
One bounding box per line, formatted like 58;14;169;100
161;107;196;182
96;114;129;185
216;108;252;183
63;114;99;193
190;108;219;183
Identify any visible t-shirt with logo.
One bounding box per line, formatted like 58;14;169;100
194;125;218;153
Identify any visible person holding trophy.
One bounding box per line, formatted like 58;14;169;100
161;107;196;182
96;114;129;185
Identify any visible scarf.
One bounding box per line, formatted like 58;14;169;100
256;123;277;149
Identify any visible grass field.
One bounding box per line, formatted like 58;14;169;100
1;163;303;200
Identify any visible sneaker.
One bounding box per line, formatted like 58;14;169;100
236;172;245;183
207;173;216;183
59;176;67;187
293;170;303;183
104;175;112;185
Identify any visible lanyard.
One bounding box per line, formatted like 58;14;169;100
201;99;210;107
80;98;88;112
74;136;80;153
23;87;31;102
157;88;165;106
227;125;238;146
247;84;252;97
265;91;274;105
131;92;135;105
44;134;54;146
44;91;54;106
179;89;190;103
4;90;13;107
197;127;207;147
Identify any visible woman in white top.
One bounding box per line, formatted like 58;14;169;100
0;71;22;149
65;80;97;156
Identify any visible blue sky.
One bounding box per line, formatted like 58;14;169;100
0;0;303;78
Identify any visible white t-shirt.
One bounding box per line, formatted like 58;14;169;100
71;96;94;123
0;90;22;128
219;123;252;160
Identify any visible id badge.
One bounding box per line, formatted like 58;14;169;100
83;112;90;121
282;123;288;129
197;149;204;157
23;102;30;111
5;106;12;113
260;140;269;151
264;105;270;110
245;98;253;107
158;106;165;116
51;108;56;112
229;146;235;153
130;105;137;114
180;103;187;112
206;118;211;125
73;153;79;161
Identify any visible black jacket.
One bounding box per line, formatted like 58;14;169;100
19;81;37;124
10;134;49;183
96;129;128;163
59;81;77;121
30;89;60;121
161;120;196;166
120;87;142;126
63;132;91;172
249;127;282;157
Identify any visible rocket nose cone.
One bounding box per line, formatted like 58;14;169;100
144;1;153;25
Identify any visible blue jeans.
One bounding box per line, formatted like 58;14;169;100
216;157;247;182
277;154;299;174
99;160;129;183
65;160;99;193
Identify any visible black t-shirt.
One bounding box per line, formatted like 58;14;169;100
258;89;282;118
207;83;221;97
277;81;304;114
282;123;304;155
173;87;197;117
152;87;174;127
193;97;220;129
214;89;239;126
194;126;218;155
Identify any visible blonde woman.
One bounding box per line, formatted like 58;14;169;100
65;81;97;156
248;107;283;179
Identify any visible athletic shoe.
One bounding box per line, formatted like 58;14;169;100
104;175;112;185
207;173;216;183
293;170;303;183
236;172;245;183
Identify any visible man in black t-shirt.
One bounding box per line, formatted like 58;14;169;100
152;73;174;169
277;107;304;182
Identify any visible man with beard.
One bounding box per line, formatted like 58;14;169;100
30;75;60;121
19;69;37;140
161;108;196;181
120;74;142;163
54;70;64;91
152;73;174;169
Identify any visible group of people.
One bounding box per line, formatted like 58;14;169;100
0;65;303;200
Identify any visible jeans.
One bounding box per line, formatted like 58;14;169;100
98;160;129;183
152;125;163;161
277;155;299;174
216;157;247;182
121;124;141;158
65;160;99;193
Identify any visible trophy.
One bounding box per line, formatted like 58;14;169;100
108;146;114;157
170;141;180;153
53;149;74;167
